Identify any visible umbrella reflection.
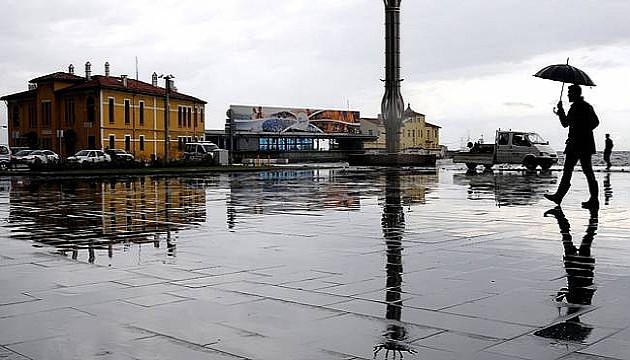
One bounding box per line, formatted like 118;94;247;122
373;170;416;359
536;207;598;342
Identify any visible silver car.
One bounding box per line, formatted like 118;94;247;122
20;150;60;165
67;150;111;164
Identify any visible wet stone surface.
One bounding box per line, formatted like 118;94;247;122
0;167;629;359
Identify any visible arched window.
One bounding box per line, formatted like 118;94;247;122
86;96;95;123
12;105;20;127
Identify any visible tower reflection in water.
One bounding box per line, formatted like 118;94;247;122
536;207;598;342
373;170;416;359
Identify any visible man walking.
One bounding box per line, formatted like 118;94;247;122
545;84;600;209
604;133;613;169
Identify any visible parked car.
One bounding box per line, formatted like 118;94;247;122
67;150;111;164
0;145;11;171
12;149;36;164
182;142;219;163
105;149;135;163
16;149;60;165
10;147;29;155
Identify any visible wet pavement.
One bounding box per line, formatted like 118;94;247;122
0;166;629;359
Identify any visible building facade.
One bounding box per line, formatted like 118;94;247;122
1;62;206;161
204;105;375;163
361;104;441;153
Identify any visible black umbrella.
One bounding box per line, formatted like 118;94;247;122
533;58;596;102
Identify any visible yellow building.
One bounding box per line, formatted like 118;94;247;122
401;104;441;151
1;62;206;161
360;104;441;152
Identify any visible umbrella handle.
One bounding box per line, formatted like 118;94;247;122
554;82;566;114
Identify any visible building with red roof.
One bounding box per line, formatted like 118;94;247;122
1;62;207;161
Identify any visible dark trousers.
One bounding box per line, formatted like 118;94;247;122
556;152;598;201
604;151;612;168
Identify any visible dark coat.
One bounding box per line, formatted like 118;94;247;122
604;138;613;154
559;98;599;155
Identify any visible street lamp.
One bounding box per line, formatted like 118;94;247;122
159;74;174;164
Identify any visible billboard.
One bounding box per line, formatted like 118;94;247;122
230;105;360;134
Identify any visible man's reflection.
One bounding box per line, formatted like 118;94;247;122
603;172;612;205
373;171;416;359
536;207;598;342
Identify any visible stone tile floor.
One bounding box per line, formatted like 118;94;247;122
0;167;628;359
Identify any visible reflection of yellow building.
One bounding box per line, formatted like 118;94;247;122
361;104;441;152
1;62;206;161
102;178;206;235
8;177;206;264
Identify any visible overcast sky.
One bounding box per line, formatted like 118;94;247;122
2;0;629;150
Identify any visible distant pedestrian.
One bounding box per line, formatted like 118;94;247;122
604;134;613;169
544;84;600;209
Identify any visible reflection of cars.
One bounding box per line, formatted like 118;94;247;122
105;149;135;163
18;150;60;165
453;171;557;206
67;150;111;164
183;142;219;162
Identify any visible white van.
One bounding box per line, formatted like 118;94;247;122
183;142;219;162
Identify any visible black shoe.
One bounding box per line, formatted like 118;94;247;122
544;206;563;218
581;199;599;209
544;193;562;205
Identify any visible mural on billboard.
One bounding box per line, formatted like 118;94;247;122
230;105;361;134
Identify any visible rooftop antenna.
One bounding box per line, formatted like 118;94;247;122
135;56;139;81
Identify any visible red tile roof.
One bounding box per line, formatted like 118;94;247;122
59;75;206;103
29;72;86;83
0;89;37;101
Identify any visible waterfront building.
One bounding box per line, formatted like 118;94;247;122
205;104;375;163
360;104;442;154
1;62;206;161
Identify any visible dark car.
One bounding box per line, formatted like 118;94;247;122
105;149;135;163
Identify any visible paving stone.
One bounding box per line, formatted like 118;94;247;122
0;168;628;359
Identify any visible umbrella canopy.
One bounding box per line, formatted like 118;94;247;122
533;64;596;86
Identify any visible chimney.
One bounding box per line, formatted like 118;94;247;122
85;61;91;80
152;72;158;86
121;74;128;88
104;62;110;77
28;83;37;91
68;64;74;75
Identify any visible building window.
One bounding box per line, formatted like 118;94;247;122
65;98;75;125
86;96;95;123
200;108;204;123
41;101;51;128
124;135;131;152
11;105;19;127
109;135;115;149
177;106;182;127
412;129;415;138
139;101;144;125
139;135;145;151
124;99;130;124
28;103;36;128
194;107;198;127
108;98;115;124
187;107;191;128
178;136;184;150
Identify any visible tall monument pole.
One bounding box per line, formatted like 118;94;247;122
381;0;404;154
